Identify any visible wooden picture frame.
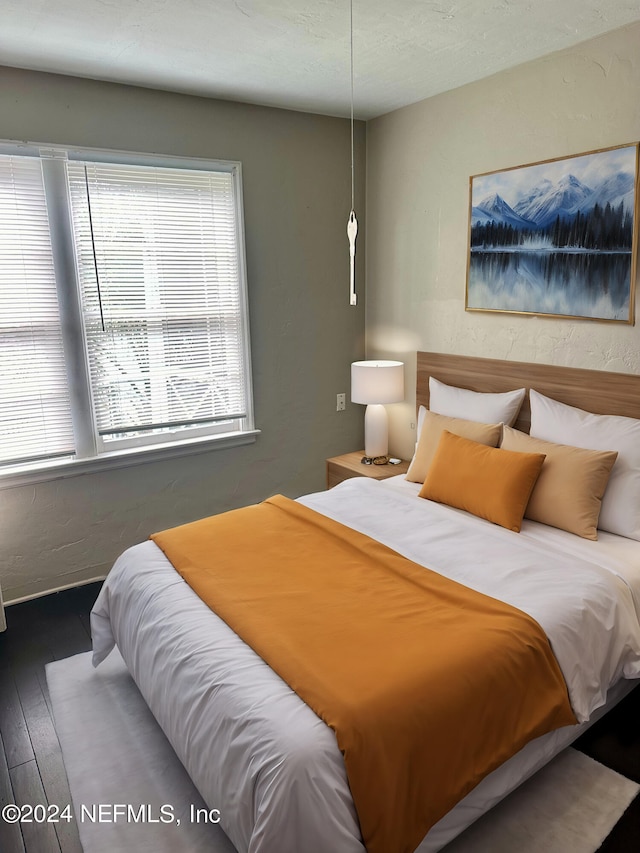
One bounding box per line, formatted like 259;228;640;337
465;143;639;324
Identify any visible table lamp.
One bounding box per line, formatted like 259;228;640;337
351;360;404;463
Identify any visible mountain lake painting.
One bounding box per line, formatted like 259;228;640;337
466;144;638;323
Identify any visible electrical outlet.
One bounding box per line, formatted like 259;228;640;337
336;393;346;412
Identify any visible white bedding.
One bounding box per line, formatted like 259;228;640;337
91;477;640;853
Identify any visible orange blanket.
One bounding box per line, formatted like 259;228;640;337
151;495;576;853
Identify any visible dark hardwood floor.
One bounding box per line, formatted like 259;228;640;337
0;582;639;852
0;583;101;853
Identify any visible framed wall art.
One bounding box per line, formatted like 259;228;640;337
466;143;639;323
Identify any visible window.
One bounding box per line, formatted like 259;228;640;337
0;145;255;479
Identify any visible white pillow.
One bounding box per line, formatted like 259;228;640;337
429;377;525;427
529;389;640;540
417;405;427;439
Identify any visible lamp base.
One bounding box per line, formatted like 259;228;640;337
363;403;389;460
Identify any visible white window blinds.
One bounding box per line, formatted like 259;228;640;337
0;155;74;464
0;147;253;474
66;161;248;444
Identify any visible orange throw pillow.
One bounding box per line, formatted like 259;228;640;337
419;431;545;532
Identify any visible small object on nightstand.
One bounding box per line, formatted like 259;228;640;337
388;458;402;465
361;455;389;465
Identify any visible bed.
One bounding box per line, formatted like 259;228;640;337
91;351;640;853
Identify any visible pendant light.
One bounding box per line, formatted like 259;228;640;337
347;0;358;306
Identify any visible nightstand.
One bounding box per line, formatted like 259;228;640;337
326;451;410;489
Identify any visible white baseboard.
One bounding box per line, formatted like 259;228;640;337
3;575;106;609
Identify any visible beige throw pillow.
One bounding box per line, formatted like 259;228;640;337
406;411;502;484
501;426;618;540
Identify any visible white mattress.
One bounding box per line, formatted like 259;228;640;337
91;477;640;853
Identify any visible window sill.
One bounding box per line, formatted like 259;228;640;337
0;429;260;490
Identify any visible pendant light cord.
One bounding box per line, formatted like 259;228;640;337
347;0;358;306
84;165;106;332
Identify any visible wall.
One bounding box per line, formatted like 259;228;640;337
366;22;640;461
0;67;366;602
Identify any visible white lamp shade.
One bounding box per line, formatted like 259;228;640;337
351;361;404;404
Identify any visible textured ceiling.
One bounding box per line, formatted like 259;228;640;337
1;0;639;119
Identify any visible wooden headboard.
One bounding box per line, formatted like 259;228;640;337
417;351;640;433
